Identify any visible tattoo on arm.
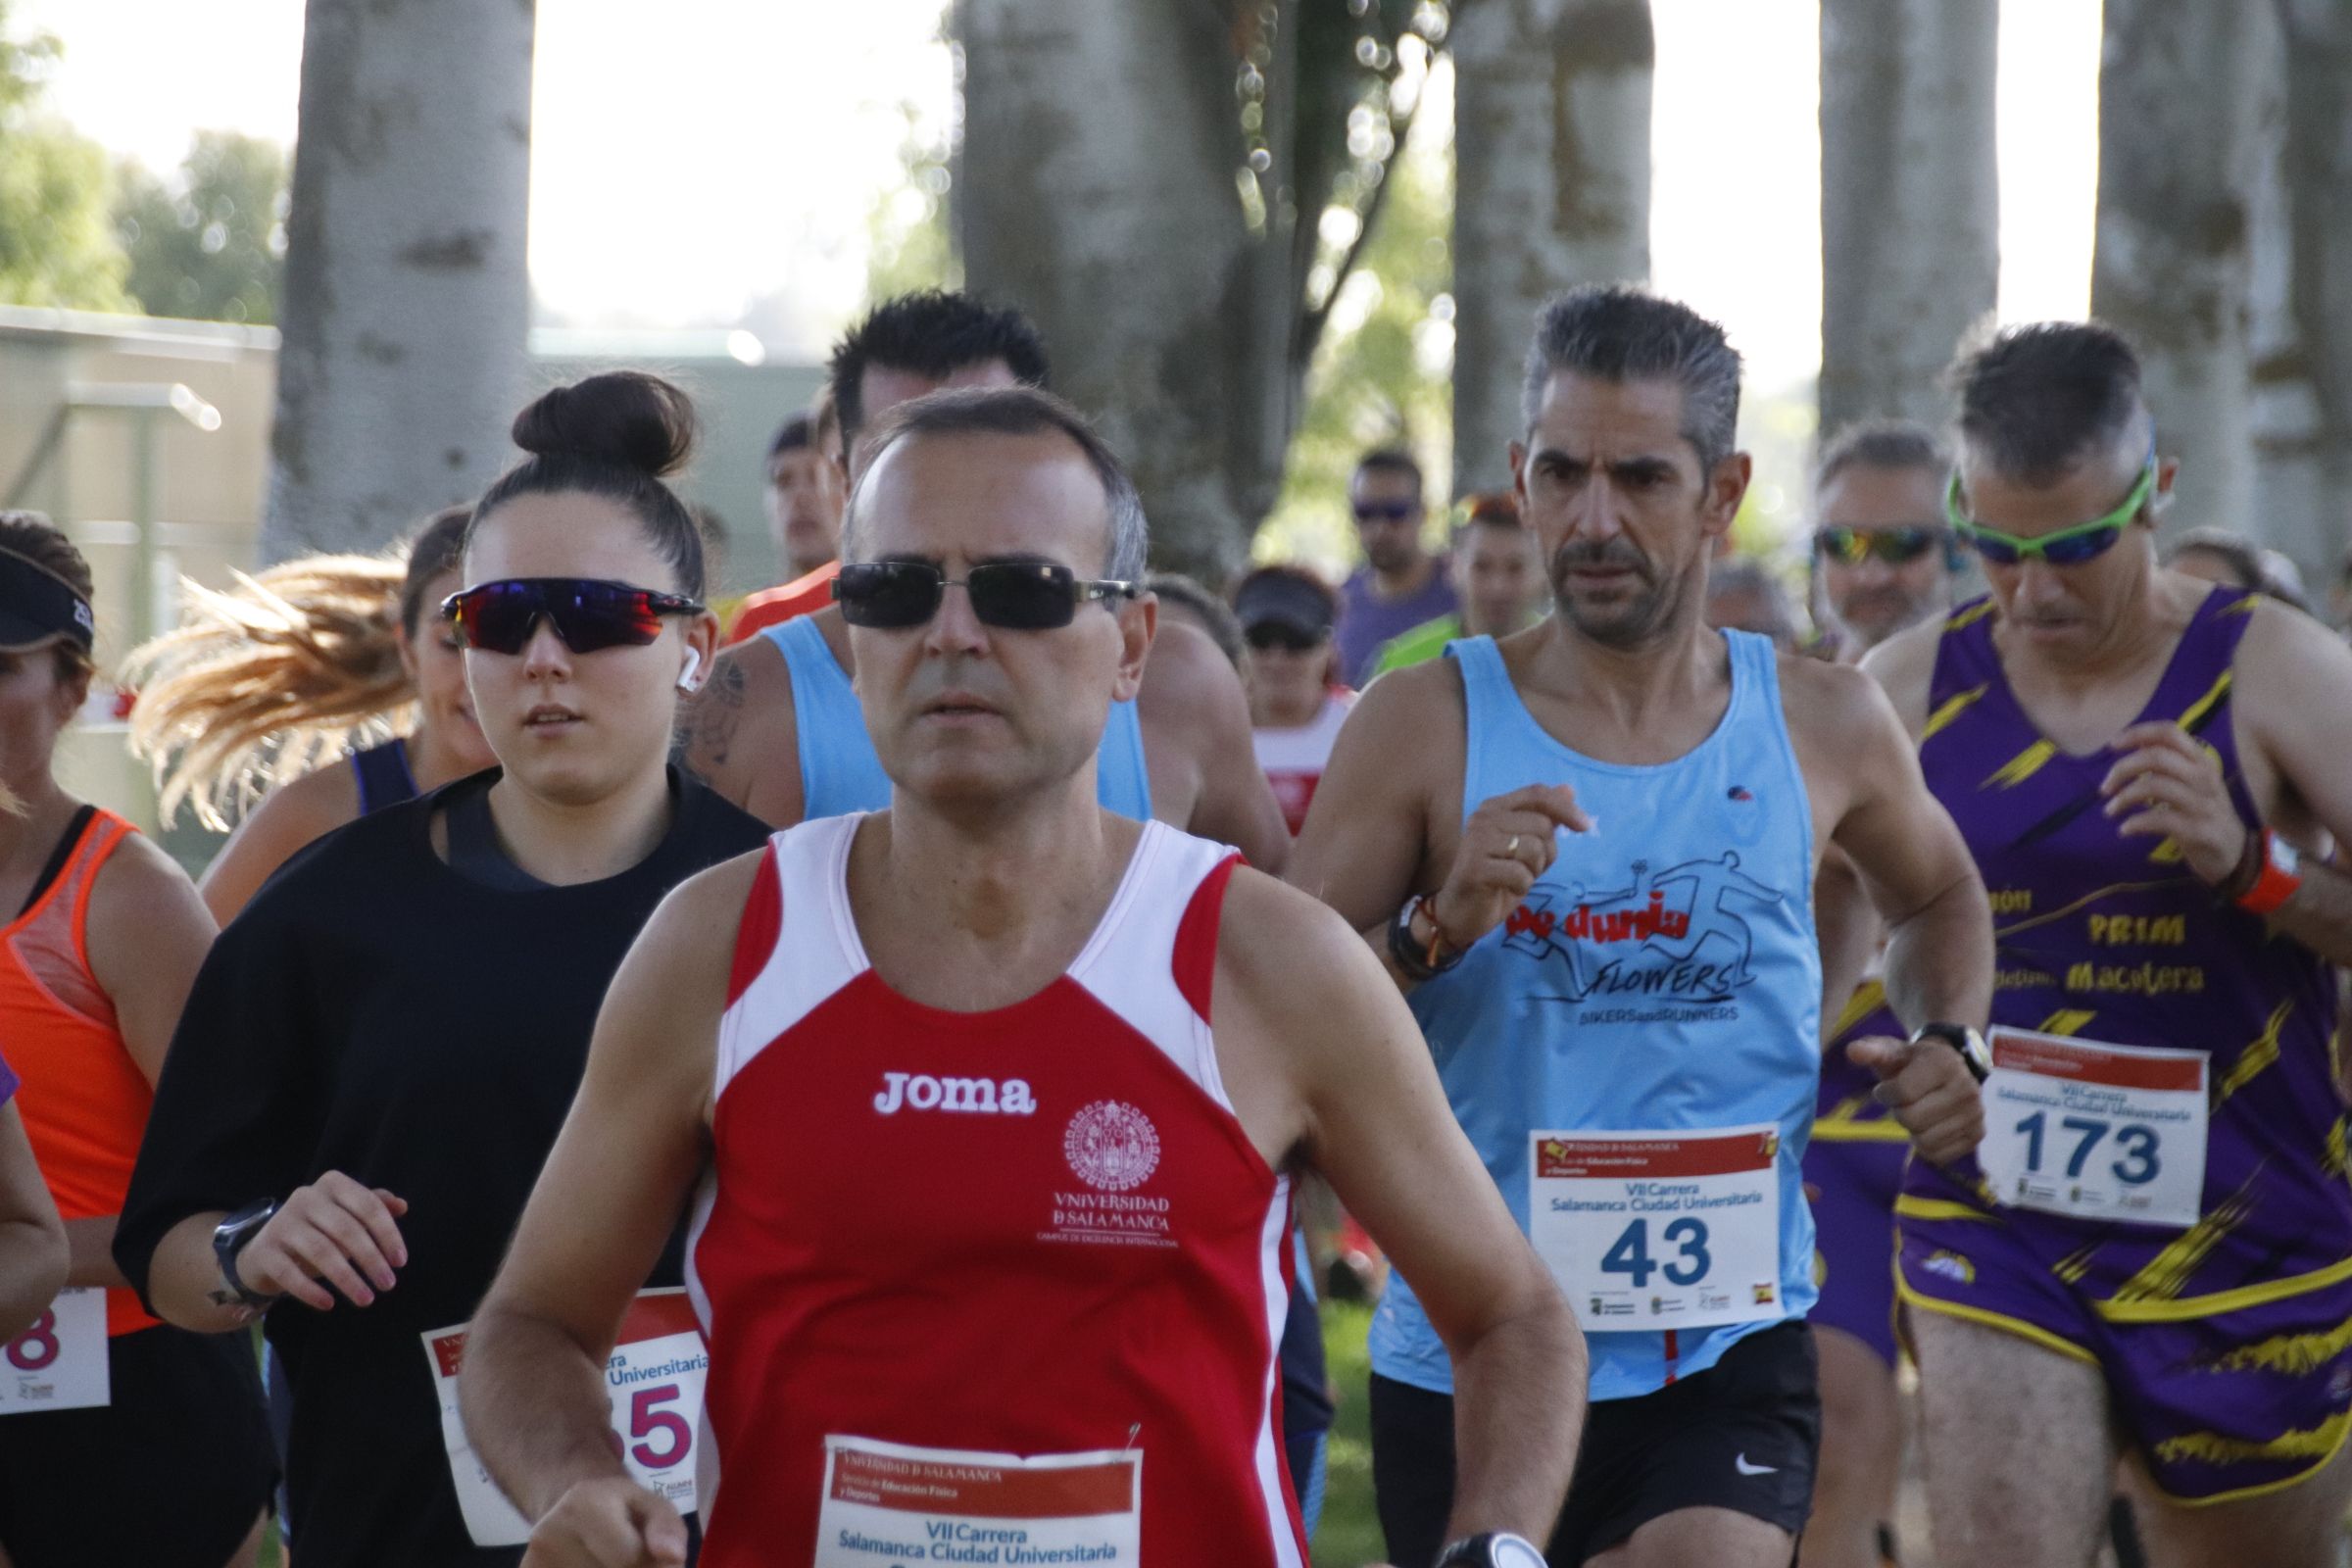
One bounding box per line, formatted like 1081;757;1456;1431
677;659;748;773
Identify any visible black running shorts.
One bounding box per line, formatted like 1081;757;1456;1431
1372;1318;1821;1566
0;1321;277;1568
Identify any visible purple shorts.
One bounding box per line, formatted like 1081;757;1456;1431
1899;1177;2352;1503
1803;1129;1905;1368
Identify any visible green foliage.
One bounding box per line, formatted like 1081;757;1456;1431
1257;81;1454;576
0;1;129;311
1313;1298;1384;1566
116;130;289;324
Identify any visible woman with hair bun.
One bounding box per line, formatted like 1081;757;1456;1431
0;511;278;1568
125;504;499;921
116;372;767;1568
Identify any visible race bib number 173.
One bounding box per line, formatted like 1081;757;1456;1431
1977;1027;2208;1229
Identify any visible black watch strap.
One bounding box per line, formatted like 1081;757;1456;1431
213;1199;280;1306
1436;1533;1547;1568
1912;1021;1990;1083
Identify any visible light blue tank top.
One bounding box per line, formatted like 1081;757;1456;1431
764;614;1153;822
1370;632;1821;1402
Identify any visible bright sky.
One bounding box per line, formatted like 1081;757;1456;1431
23;0;2097;387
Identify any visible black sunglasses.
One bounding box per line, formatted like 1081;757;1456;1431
441;577;705;655
1352;501;1418;524
833;560;1139;631
1246;623;1327;655
1813;525;1946;566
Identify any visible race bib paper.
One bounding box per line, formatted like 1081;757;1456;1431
1979;1027;2208;1228
423;1287;707;1547
814;1435;1141;1567
1529;1127;1783;1328
0;1288;108;1413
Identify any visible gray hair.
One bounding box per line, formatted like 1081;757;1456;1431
843;386;1149;581
1949;320;2143;485
1705;557;1797;646
1815;417;1949;493
1522;285;1744;471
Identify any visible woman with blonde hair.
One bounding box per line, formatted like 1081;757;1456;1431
125;505;497;921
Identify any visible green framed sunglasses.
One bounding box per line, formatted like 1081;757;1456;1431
1945;451;2157;566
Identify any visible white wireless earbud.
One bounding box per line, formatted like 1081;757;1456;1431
677;647;703;691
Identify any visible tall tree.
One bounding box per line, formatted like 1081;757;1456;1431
1450;0;1652;493
262;0;535;561
1818;0;1997;436
2091;0;2269;539
2274;0;2352;578
956;0;1443;582
0;1;129;311
117;131;290;325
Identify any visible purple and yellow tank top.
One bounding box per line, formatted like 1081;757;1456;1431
1904;586;2349;1307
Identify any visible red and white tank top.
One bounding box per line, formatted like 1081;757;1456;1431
688;814;1307;1568
1251;690;1355;834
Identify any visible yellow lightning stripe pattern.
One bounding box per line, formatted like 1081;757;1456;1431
1984;739;2060;790
1946;601;1996;633
1920;685;1987;747
2210;1001;2293;1114
2154;1408;2352;1468
2108;1188;2257;1306
2206;1312;2352;1376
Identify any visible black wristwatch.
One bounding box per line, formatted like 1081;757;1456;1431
213;1199;281;1308
1912;1021;1991;1084
1435;1533;1547;1568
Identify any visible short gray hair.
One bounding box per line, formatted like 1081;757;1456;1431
1523;285;1743;470
1815;417;1949;493
843;386;1149;581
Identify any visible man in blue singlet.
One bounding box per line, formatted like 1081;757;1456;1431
681;290;1290;870
1293;284;1995;1568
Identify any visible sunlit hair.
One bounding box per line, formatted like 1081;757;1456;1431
124;510;468;829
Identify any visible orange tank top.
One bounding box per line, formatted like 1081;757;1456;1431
1;808;159;1335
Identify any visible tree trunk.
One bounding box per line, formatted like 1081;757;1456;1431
1450;0;1652;495
2091;0;2268;541
2273;0;2352;581
1818;0;1997;437
956;0;1285;584
262;0;535;561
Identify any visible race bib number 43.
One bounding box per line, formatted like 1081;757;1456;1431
815;1436;1141;1567
423;1287;707;1547
1529;1127;1784;1329
0;1289;108;1413
1978;1027;2208;1229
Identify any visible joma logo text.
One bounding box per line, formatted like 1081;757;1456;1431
873;1071;1038;1116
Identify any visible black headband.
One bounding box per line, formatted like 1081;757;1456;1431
0;550;94;652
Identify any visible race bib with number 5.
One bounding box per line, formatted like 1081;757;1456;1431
814;1435;1141;1567
0;1288;109;1413
1978;1027;2208;1229
1528;1127;1784;1329
423;1287;708;1546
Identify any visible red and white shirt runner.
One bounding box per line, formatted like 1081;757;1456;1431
686;815;1309;1566
1252;691;1355;835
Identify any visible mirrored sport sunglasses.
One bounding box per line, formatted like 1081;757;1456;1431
832;560;1140;630
1813;524;1946;566
441;577;705;655
1945;452;2156;567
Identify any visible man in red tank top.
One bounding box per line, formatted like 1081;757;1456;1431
457;386;1587;1568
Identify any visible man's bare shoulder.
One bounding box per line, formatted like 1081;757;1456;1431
2234;592;2352;689
1348;647;1469;735
631;846;775;989
1214;864;1392;1022
1855;613;1946;733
